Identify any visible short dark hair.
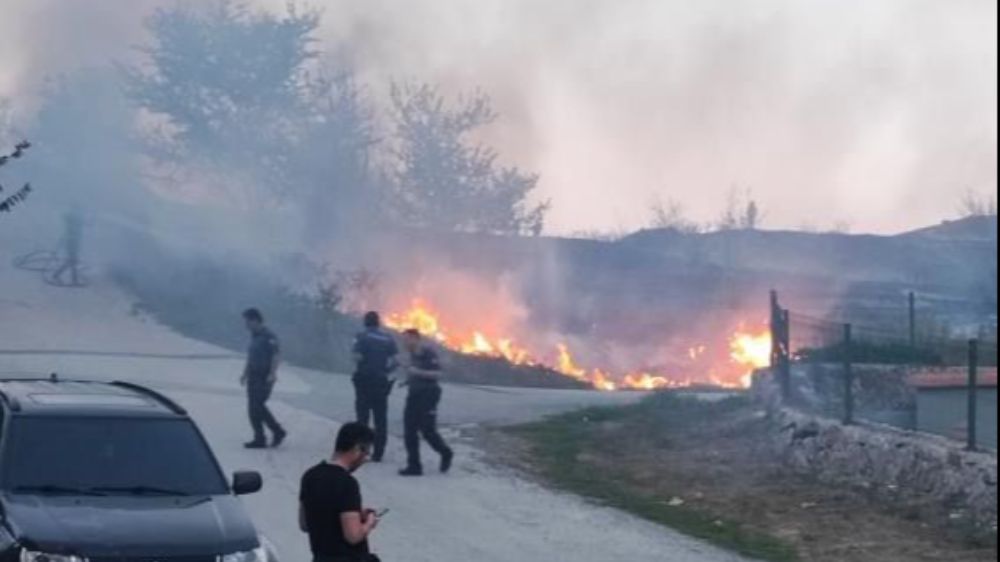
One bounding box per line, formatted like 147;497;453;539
363;311;380;328
336;422;375;453
404;328;421;338
242;308;264;323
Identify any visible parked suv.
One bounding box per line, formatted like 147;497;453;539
0;377;274;561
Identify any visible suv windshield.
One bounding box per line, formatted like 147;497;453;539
1;417;228;496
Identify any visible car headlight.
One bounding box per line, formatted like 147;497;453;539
217;543;271;562
20;551;87;562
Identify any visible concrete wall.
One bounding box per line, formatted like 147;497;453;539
917;388;998;450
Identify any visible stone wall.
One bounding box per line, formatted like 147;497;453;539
754;370;998;538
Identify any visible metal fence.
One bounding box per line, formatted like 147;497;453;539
769;290;998;451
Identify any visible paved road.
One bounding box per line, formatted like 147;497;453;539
0;259;749;562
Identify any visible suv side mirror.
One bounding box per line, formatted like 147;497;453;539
232;471;263;495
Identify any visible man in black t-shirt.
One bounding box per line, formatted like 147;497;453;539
300;422;381;562
399;329;454;477
351;311;399;462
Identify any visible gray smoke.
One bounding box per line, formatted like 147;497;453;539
1;0;995;236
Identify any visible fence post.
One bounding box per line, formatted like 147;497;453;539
770;290;780;368
967;339;979;452
843;323;854;425
908;291;916;349
780;309;792;401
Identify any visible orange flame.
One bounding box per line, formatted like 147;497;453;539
386;300;448;343
729;329;772;387
386;299;771;392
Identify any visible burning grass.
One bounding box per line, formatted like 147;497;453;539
386;298;772;391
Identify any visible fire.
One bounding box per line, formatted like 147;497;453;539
556;343;586;379
386;301;536;367
729;329;772;387
387;300;447;343
622;372;673;390
386;299;771;392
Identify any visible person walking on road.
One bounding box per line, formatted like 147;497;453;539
51;208;84;287
352;311;399;462
399;328;453;477
240;308;287;449
300;422;383;562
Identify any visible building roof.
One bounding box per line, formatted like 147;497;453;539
912;369;998;390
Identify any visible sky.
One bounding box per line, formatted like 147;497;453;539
0;0;996;235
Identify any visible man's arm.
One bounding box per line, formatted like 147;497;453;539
340;510;378;545
299;502;308;533
265;332;281;385
408;347;445;380
267;351;280;385
408;365;443;380
352;333;368;365
240;355;250;386
387;338;400;373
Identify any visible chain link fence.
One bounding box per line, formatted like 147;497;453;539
770;290;998;451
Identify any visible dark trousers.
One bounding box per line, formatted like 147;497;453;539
52;256;80;286
247;379;282;440
354;378;390;459
404;385;451;470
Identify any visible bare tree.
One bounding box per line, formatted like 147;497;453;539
124;1;384;242
389;83;549;235
0;141;32;216
717;187;740;231
828;220;853;234
742;200;761;230
716;186;764;231
124;0;320;196
648;196;701;233
958;188;998;218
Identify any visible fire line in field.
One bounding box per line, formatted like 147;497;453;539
386;299;771;391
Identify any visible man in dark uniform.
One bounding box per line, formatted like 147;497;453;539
241;308;287;449
399;329;453;477
299;422;382;562
351;311;398;463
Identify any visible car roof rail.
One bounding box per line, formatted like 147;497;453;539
110;381;187;415
0;388;21;412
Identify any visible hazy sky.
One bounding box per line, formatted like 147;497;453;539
1;0;996;235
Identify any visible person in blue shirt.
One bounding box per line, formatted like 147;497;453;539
351;311;399;462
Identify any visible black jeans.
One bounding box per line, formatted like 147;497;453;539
404;384;451;471
354;377;390;459
247;378;282;440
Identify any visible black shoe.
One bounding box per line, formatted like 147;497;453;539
440;450;454;474
271;429;287;448
398;467;423;477
244;439;267;449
